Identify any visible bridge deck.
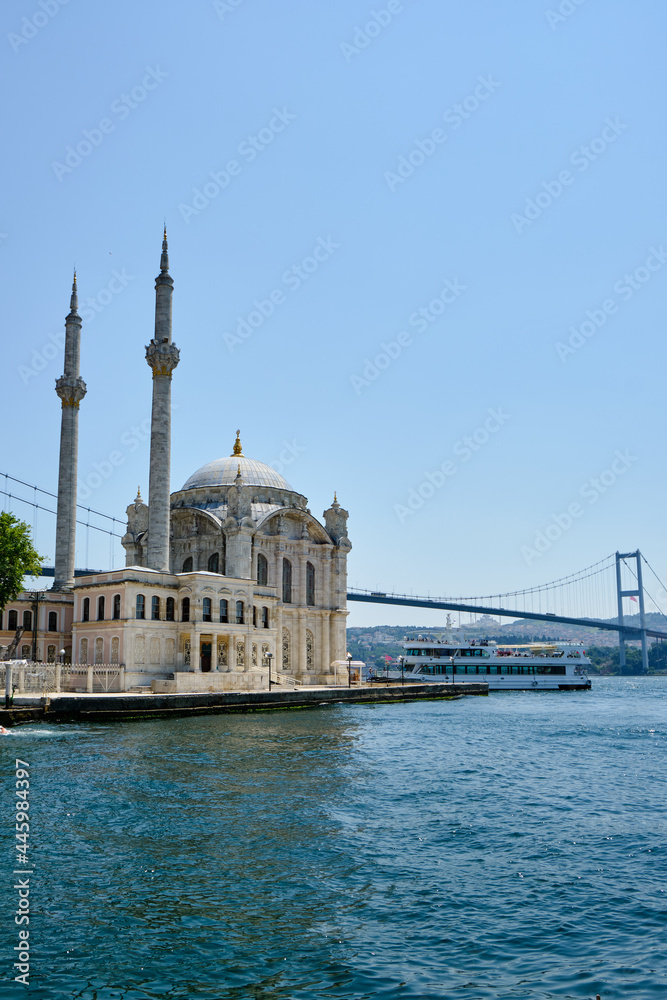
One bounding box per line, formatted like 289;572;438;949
348;592;667;640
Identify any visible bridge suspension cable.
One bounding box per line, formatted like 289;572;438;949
638;554;667;617
444;554;616;604
1;471;124;539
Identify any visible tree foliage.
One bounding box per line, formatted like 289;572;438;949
0;512;43;613
586;644;646;674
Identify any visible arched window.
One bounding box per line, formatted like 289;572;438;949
166;597;175;622
23;610;32;631
219;599;228;623
113;594;121;620
97;596;105;621
306;562;315;606
8;610;17;631
182;556;193;573
208;552;219;573
257;553;268;585
203;598;212;622
48;611;58;632
252;606;257;627
82;598;90;622
235;600;244;625
182;597;190;622
282;558;292;603
261;606;269;629
136;594;145;620
151;596;160;621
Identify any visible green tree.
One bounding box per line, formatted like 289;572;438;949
648;641;667;672
0;513;43;614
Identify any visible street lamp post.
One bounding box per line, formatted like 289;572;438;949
347;652;352;688
266;652;273;691
30;591;43;663
399;655;405;686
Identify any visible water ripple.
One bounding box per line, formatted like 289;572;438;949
0;677;665;998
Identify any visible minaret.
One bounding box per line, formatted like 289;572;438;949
53;272;87;590
145;228;180;572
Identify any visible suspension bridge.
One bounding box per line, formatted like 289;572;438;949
349;551;667;673
4;472;667;672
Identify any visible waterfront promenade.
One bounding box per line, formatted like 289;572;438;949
0;681;487;726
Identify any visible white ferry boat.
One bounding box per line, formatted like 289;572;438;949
370;628;591;691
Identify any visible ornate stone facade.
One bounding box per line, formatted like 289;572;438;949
63;233;351;690
112;430;351;686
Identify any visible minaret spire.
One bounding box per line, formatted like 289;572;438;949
160;225;169;273
53;272;87;590
145;229;180;572
70;269;78;313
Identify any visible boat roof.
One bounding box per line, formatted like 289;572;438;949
405;637;585;649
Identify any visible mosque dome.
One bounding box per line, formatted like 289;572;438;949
180;432;293;492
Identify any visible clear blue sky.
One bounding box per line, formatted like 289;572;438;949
2;0;665;627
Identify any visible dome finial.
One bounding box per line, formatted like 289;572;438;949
135;486;142;504
232;429;243;456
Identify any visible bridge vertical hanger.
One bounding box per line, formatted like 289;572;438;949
615;550;649;674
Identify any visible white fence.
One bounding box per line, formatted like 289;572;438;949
0;662;125;694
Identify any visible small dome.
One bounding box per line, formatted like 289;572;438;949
182;456;293;492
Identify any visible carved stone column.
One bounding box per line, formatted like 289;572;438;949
145;340;179;571
53;375;87;590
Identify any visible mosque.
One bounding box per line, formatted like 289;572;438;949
1;233;351;691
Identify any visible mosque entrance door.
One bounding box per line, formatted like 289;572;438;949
200;641;212;672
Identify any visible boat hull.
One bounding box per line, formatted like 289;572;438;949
398;675;591;691
369;669;591;691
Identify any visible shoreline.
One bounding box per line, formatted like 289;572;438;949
0;681;488;726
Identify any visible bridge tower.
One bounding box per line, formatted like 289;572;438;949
615;550;649;673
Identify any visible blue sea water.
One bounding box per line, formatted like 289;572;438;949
0;677;665;999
